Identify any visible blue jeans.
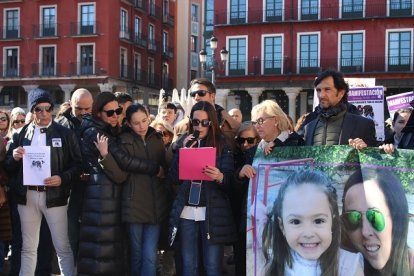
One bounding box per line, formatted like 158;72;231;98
179;219;222;276
127;223;161;276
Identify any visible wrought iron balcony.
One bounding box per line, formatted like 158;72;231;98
1;25;22;40
69;61;101;76
70;21;99;36
32;23;60;38
0;64;22;78
133;32;147;48
163;13;175;27
31;63;61;77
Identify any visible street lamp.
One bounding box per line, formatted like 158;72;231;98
199;35;228;84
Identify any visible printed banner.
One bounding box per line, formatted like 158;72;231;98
247;145;413;275
386;91;414;120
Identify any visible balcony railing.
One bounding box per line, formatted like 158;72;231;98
32;23;59;38
120;27;132;41
70;21;99;36
69;61;101;76
148;39;158;52
0;64;22;78
162;48;174;59
133;32;147;48
215;56;414;78
215;3;413;25
149;3;162;19
31;63;61;77
134;0;147;12
163;14;175;27
1;26;21;39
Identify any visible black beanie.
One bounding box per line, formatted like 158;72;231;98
28;88;54;112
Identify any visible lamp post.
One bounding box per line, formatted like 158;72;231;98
199;35;228;84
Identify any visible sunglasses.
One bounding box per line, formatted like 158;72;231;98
0;117;7;122
190;90;210;98
157;130;170;137
236;137;256;144
103;107;123;117
191;118;211;127
252;116;275;126
13;119;25;125
341;208;385;232
34;106;53;113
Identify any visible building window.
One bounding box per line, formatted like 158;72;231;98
80;4;95;35
191;36;198;52
4;48;18;77
340;32;363;72
41;7;56;36
342;0;363;18
230;0;246;24
162;63;169;89
229;37;246;76
163;31;169;54
134;53;141;81
148;58;155;85
148;24;156;51
387;30;412;71
300;0;318;20
79;45;94;75
149;0;156;16
389;0;412;16
263;36;282;74
41;46;55;76
265;0;283;22
191;4;199;22
206;0;214;31
299;34;319;73
120;9;129;39
5;9;19;39
120;48;128;78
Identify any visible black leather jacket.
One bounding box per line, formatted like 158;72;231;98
5;122;82;208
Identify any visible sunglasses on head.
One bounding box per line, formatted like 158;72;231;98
191;118;211;127
341;208;385;232
13;119;25;125
0;117;7;122
34;105;53;113
190;90;210;98
103;107;123;117
236;137;256;144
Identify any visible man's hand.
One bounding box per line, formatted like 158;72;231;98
379;143;395;154
13;146;25;161
348;138;367;150
44;175;62;187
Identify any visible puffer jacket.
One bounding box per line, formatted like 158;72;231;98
77;116;127;276
113;126;169;224
168;136;237;246
5;122;82;208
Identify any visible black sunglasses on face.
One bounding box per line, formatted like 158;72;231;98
34;106;53;113
190;90;210;98
191;118;211;127
13;119;25;125
103;107;123;117
236;137;256;144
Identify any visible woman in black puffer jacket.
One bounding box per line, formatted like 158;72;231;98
168;101;237;276
77;92;128;276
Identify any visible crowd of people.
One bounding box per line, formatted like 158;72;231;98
0;69;413;276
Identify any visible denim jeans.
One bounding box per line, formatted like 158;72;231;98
179;218;222;276
127;223;161;276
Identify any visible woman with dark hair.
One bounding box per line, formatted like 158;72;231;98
77;91;128;275
0;110;10;143
168;101;237;276
341;168;413;275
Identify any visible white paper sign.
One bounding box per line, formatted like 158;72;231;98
23;146;51;186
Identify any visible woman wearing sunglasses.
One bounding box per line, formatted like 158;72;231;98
341;168;413;275
6;107;26;141
168;101;237;276
0;110;10;144
78;92;128;275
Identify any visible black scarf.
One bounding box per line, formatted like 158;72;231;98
316;102;347;119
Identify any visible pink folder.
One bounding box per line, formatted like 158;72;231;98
179;147;216;180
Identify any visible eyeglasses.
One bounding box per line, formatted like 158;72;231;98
191;118;211;127
190;90;210;98
341;208;385;232
252;116;275;126
0;117;7;122
13;119;25;125
157;130;170;137
34;106;53;113
236;137;256;144
103;107;123;117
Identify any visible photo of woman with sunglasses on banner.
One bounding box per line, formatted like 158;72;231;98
168;101;237;276
341;168;414;275
262;170;364;276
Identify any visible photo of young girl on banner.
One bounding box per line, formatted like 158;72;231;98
246;145;414;276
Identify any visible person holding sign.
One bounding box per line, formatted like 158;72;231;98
5;88;82;276
168;101;237;276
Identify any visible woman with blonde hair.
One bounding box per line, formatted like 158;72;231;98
7;107;26;140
